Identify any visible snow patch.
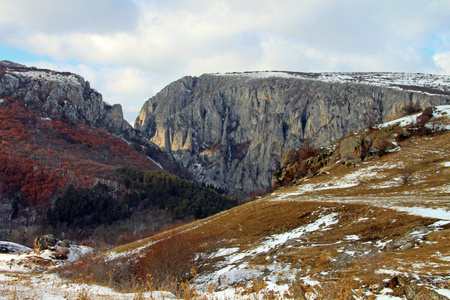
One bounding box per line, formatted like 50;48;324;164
390;206;450;220
379;105;450;129
0;241;32;254
147;156;164;169
197;212;339;290
0;242;93;273
436;289;450;298
11;69;84;86
344;235;360;241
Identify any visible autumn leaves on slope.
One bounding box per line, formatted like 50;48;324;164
0;96;237;243
0;96;156;208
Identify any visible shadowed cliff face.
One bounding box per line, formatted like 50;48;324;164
135;73;450;197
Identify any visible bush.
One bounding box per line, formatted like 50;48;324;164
133;232;221;290
57;254;137;291
134;233;199;286
401;104;422;116
374;140;393;157
400;167;414;185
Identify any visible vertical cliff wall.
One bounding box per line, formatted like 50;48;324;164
135;72;450;197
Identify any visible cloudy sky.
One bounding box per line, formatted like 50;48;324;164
0;0;449;123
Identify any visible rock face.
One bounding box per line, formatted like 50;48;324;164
135;72;450;197
0;61;132;137
0;61;188;179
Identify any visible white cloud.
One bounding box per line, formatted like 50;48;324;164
1;0;449;122
434;52;450;74
0;0;140;34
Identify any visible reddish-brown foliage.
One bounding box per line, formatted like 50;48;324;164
0;150;65;207
133;233;200;285
0;95;159;207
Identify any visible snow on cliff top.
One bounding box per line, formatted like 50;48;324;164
216;71;450;96
9;69;85;86
1;61;85;86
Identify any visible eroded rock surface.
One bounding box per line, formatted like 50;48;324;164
135;72;450;196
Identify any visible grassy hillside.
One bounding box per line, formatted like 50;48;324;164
86;107;450;299
1;106;449;299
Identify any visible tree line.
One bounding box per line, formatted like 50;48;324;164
47;167;238;232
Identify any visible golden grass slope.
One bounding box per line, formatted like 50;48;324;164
94;123;450;298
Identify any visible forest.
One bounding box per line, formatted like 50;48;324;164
47;168;237;239
0;96;237;245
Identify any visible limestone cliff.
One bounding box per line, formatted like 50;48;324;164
0;61;132;136
135;72;450;197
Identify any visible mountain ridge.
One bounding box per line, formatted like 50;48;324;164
212;70;450;96
135;72;450;197
0;60;132;136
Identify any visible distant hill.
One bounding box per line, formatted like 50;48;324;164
0;61;236;245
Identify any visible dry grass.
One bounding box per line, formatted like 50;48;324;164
101;130;450;297
14;125;447;298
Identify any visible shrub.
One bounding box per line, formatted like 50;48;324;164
401;103;422;116
134;233;199;287
415;107;434;135
400;167;414;185
374;140;393;157
133;232;221;290
57;254;137;292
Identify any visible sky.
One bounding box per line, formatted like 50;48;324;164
0;0;449;124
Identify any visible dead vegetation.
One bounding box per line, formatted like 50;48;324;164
3;108;449;299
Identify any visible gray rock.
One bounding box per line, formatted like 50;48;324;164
385;226;432;252
281;148;297;168
135;73;450;196
34;234;57;252
338;135;362;164
0;62;132;137
405;281;449;300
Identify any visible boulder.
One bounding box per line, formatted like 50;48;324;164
34;234;57;252
281;148;297;168
338;135;362;165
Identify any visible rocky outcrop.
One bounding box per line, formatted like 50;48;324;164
34;234;57;252
0;61;132;137
135;72;450;197
387;275;450;300
0;61;189;181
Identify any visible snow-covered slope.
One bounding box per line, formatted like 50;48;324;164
0;242;92;273
112;105;450;299
379;104;450;128
219;71;450;95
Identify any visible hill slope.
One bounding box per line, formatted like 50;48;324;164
95;106;450;299
0;61;236;245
